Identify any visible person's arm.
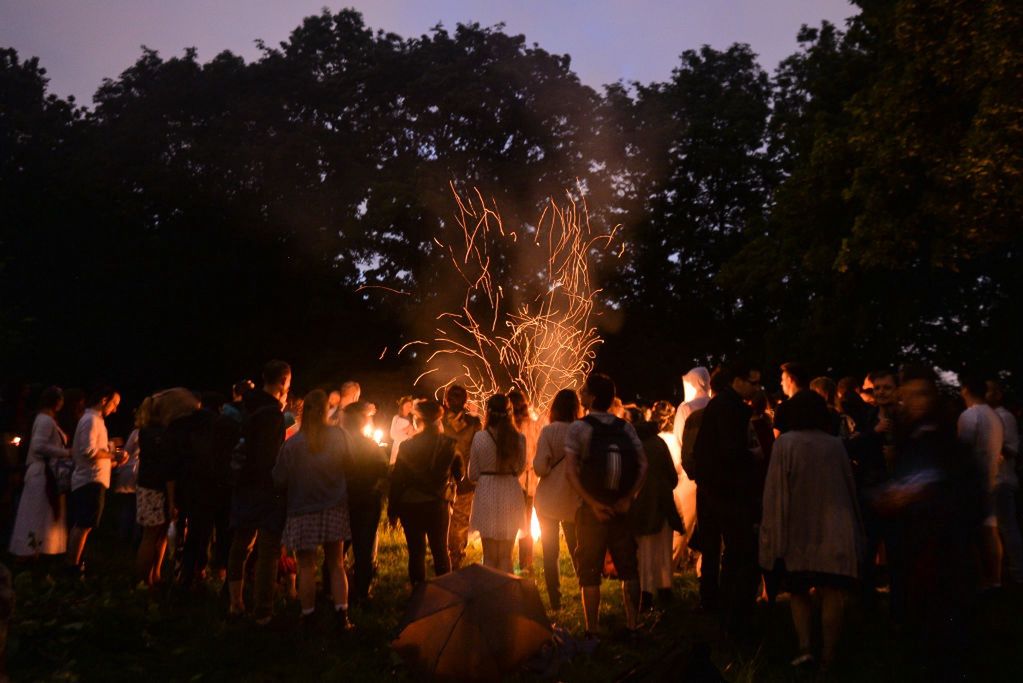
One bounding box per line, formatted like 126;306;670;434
85;418;113;462
564;424;614;521
37;419;70;459
467;434;482;484
533;428;553;477
673;404;686;449
447;439;464;482
614;424;648;514
271;440;291;488
1003;414;1019;460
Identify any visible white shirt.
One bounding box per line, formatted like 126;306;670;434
994;406;1020;489
71;409;111;490
958;403;1004;491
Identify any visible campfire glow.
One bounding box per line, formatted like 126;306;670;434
404;184;622;416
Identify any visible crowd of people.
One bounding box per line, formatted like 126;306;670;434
2;358;1020;677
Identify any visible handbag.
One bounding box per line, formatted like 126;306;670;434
49;457;74;495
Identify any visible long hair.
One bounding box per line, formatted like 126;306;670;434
507;389;530;429
300;389;329;453
549;389;580;424
485;394;520;466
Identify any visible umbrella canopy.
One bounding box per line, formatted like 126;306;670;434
392;564;552;681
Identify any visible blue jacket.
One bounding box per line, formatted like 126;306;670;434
272;428;349;516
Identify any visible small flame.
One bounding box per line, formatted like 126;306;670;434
530;507;541;542
373;428;385;445
10;436;21;447
362;424;372;439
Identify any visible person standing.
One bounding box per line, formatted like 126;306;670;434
341;401;390;604
671;368;710;568
389;400;460;586
443;385;481;570
759;390;863;671
773;362;814;437
468;394;527;574
227;360;291;624
985;380;1023;584
689;363;761;629
134;388;201;586
533;389;582;610
509;390;541;573
565;373;648;639
66;386;124;575
630;406;682;611
9;387;70;558
958;376;1006;589
672;367;711;450
273;390;354;630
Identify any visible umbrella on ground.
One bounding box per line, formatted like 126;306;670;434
392;563;553;681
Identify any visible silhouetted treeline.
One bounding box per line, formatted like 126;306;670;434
2;1;1021;401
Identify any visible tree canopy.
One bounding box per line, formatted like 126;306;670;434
1;2;1020;400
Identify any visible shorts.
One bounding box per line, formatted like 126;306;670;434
574;504;638;587
136;486;168;526
70;482;107;529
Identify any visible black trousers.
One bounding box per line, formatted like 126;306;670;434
695;487;759;621
348;496;382;600
181;489;232;586
399;500;451;586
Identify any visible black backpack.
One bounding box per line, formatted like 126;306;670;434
578;415;640;504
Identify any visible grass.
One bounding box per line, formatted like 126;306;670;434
6;495;1023;681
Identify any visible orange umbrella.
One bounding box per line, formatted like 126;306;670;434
392;564;552;681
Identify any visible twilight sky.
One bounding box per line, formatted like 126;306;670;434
0;1;855;105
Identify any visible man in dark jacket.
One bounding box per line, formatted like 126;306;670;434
226;360;290;624
689;362;761;628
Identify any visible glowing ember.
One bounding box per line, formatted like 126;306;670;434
9;436;21;447
404;183;622;416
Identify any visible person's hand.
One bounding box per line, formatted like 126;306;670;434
590;501;614;522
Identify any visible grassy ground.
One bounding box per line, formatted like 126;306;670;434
6;497;1023;682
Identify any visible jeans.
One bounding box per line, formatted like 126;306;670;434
400;501;450;586
227;526;283;619
538;514;577;605
349;496;382;599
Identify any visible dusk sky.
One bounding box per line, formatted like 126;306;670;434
1;1;855;105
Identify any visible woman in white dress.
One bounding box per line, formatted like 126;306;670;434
468;394;526;573
9;387;70;557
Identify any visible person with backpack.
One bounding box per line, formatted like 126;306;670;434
226;360;291;624
389;400;461;587
564;373;648;640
